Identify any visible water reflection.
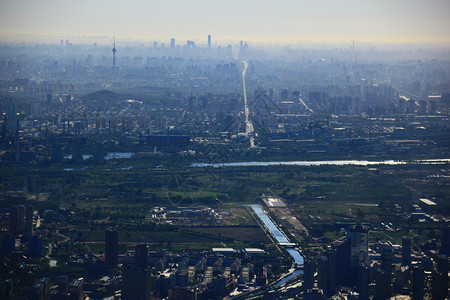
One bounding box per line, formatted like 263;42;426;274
192;158;450;168
249;204;304;286
249;204;304;265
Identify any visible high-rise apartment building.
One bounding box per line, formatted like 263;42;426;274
105;227;118;265
135;244;149;269
122;264;152;300
401;237;411;266
10;205;32;236
349;224;369;270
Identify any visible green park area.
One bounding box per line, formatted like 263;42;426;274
0;155;448;256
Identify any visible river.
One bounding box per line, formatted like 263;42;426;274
248;204;304;286
249;205;292;245
241;60;255;148
191;158;450;168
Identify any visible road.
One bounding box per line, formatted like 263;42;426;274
240;60;255;148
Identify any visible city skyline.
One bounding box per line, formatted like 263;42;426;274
1;0;450;44
0;2;449;297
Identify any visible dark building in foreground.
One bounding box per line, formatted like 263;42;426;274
0;279;13;299
441;225;450;255
332;236;351;286
0;234;15;254
28;277;49;300
381;246;393;297
374;267;390;300
122;264;152;300
402;237;411;266
358;263;369;300
432;254;449;300
57;275;69;294
412;265;424;300
313;227;368;298
304;288;326;300
303;258;315;292
69;278;84;300
317;250;337;298
135;244;149;269
10;205;32;235
349;224;369;281
105;227;118;265
28;235;43;257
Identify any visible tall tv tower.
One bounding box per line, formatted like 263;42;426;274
112;36;117;70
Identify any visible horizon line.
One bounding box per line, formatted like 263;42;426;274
1;33;450;47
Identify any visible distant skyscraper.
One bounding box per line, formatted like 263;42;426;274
170;38;175;48
112;37;117;70
187;40;195;48
208;35;211;48
188;96;195;112
105;227;118;265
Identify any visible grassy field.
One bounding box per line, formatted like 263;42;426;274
0;157;448;252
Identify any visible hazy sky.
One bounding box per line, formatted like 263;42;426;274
1;0;449;44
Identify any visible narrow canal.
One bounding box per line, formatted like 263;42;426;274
248;204;304;286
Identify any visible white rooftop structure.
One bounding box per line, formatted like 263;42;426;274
261;195;286;207
419;198;436;206
244;248;265;254
212;248;236;253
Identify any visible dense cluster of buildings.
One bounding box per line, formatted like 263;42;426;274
0;39;449;163
1;201;448;299
0;205;43;257
104;227;275;300
0;39;449;299
301;224;449;300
